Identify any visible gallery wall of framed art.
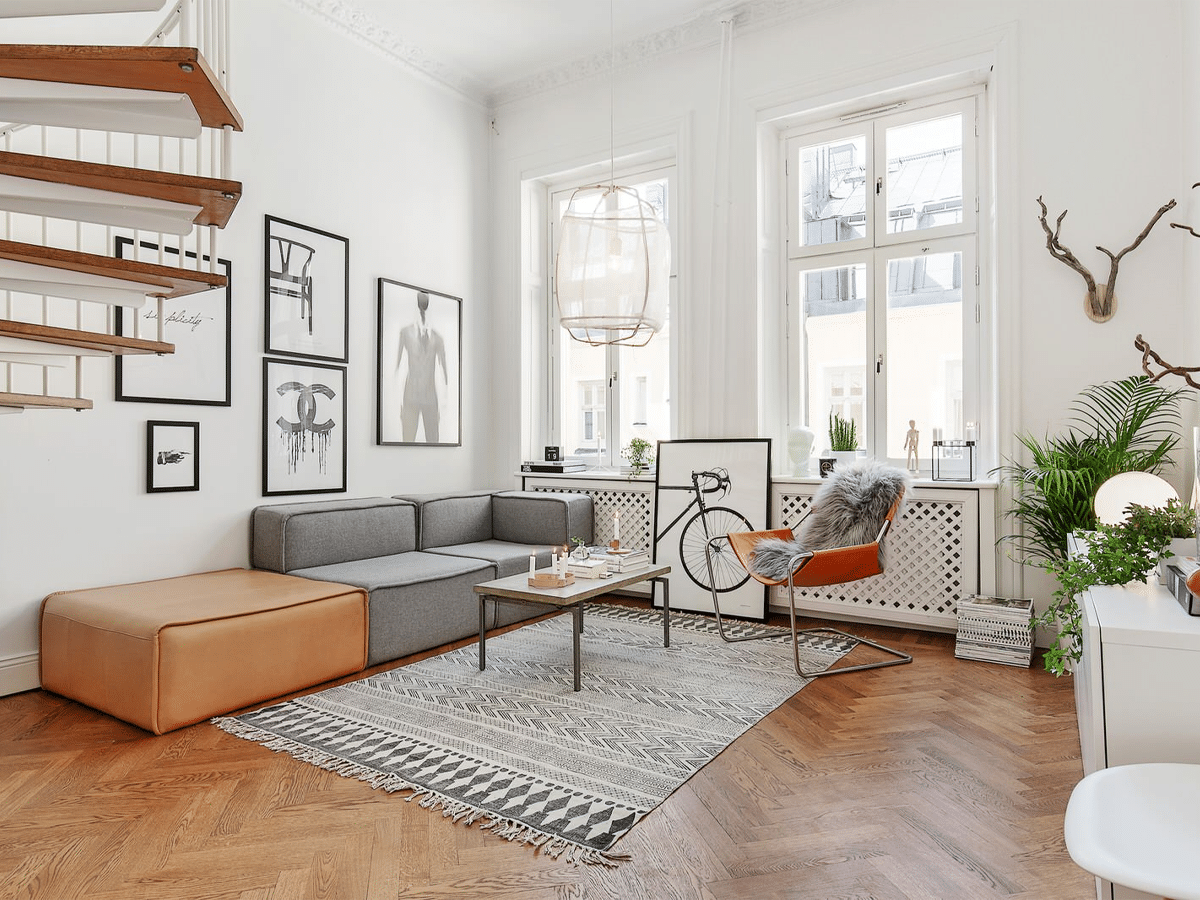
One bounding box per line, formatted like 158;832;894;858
376;277;462;447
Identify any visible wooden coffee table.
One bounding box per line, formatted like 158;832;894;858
474;564;671;691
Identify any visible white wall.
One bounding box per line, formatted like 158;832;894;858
487;0;1190;610
0;1;493;693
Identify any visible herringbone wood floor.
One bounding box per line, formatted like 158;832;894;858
0;606;1091;900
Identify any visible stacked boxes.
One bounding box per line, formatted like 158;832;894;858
955;595;1034;667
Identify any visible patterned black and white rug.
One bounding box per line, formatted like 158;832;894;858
213;605;853;865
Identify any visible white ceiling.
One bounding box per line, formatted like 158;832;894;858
347;0;724;93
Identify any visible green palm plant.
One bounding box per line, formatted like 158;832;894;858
995;375;1186;567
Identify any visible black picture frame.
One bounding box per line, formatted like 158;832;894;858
114;238;232;406
651;438;772;618
146;420;200;493
264;215;349;362
376;278;462;446
262;357;347;496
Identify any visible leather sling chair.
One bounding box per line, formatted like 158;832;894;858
703;488;913;677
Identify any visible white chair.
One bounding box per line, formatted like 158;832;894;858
1064;763;1200;900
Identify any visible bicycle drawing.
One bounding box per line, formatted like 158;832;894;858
653;468;753;593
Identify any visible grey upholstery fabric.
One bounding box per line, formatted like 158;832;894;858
493;491;594;546
395;491;495;549
290;552;494;666
251;497;417;573
430;541;555;578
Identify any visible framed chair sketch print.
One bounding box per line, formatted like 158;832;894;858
263;215;349;363
376;278;462;446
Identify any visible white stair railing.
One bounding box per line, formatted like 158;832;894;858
0;0;232;405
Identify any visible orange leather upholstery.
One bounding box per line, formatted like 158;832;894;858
40;568;368;735
727;492;901;588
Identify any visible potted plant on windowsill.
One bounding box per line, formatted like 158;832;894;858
828;412;859;468
621;438;655;477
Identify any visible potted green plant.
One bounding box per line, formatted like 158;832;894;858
622;437;655;476
994;376;1185;567
1124;498;1197;582
1039;514;1175;675
994;375;1187;675
828;412;858;467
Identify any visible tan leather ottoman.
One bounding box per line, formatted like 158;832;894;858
40;568;368;734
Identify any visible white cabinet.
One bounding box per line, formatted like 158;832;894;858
1075;578;1200;899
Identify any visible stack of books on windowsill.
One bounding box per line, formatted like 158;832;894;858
954;594;1034;667
590;548;650;573
521;456;587;473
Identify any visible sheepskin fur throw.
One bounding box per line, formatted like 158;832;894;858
749;459;910;581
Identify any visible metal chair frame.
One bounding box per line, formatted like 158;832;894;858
702;493;913;678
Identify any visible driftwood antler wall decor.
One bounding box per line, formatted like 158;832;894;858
1037;195;1177;323
1135;334;1200;388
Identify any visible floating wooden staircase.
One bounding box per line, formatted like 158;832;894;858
0;4;242;411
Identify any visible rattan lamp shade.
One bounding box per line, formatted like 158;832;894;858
554;184;670;346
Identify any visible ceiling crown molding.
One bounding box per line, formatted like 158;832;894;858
288;0;851;110
285;0;489;106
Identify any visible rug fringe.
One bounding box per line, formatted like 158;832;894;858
210;716;626;867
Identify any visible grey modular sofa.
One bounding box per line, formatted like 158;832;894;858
251;490;593;666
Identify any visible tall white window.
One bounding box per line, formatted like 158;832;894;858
549;163;676;468
785;92;981;465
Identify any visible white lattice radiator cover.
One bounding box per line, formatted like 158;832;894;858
775;486;977;629
525;478;980;630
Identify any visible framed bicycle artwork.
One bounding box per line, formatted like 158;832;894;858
652;438;771;618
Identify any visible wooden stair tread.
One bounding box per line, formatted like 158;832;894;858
0;44;242;131
0;150;241;229
0;238;226;299
0;318;173;355
0;390;92;410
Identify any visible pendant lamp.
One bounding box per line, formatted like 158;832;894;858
552;4;672;347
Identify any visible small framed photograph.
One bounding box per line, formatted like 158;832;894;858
376;278;462;446
264;215;349;362
146;420;200;493
262;357;347;496
115;238;232;406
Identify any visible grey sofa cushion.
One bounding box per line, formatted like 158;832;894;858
493;491;593;546
395;490;496;549
251;497;417;573
430;541;556;578
290;551;496;666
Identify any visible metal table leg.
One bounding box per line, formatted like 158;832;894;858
478;594;488;671
657;576;670;647
572;604;583;691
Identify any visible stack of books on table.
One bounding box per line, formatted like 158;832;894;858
566;557;609;579
954;594;1034;667
590;548;651;573
521;457;587;473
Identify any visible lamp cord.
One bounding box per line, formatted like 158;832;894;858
609;0;615;189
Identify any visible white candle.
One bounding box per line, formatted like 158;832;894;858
529;549;536;576
613;510;621;543
966;423;977;443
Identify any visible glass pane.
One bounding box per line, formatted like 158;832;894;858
798;134;867;248
559;339;606;465
799;262;867;451
616;310;670;465
885;250;963;461
885;113;963;235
